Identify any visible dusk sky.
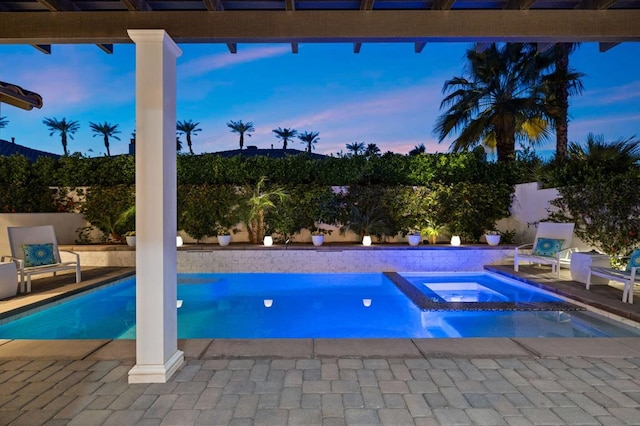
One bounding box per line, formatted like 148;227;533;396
0;41;638;158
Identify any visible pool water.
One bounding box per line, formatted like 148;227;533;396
0;272;639;339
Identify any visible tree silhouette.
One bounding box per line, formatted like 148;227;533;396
272;127;298;150
226;120;254;150
89;121;121;156
346;141;365;156
298;131;320;153
177;119;202;155
43;117;80;155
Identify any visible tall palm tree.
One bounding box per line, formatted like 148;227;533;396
0;116;7;129
409;143;426;156
176;119;202;155
43;117;80;155
346;141;365;156
272;127;298;150
89;121;121;156
540;43;585;161
226;120;254;150
434;43;550;162
298;131;320;153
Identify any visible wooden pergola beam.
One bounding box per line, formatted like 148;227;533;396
0;10;638;45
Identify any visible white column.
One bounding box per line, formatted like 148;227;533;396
127;30;183;384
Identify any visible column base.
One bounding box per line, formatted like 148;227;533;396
128;350;184;383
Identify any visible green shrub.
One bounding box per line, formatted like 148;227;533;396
550;171;640;257
81;185;135;241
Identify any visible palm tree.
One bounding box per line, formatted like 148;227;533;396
176;119;202;155
272;127;298;150
540;43;585;161
568;133;640;172
365;143;381;157
43;117;80;155
0;116;7;129
346;141;365;156
409;143;426;156
226;120;254;150
298;131;320;153
239;177;288;244
434;43;550;162
89;121;121;156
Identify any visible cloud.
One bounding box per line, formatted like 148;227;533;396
179;46;291;78
567;112;640;143
575;81;640;107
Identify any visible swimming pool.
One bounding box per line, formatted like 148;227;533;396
1;272;639;339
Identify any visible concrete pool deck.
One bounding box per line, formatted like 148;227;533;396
1;264;640;424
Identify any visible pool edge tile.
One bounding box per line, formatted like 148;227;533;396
314;338;423;358
203;339;314;359
0;339;111;360
513;337;640;358
412;337;532;358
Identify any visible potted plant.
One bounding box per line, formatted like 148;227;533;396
310;227;332;247
422;223;442;245
124;231;136;247
406;228;422;246
484;230;501;246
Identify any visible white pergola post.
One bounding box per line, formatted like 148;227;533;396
127;29;183;384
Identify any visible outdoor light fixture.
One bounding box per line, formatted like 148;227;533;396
362;236;372;246
450;236;461;246
176;236;184;247
263;236;273;246
263;299;273;308
362;298;372;307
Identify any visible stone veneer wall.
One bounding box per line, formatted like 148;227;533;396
74;246;512;272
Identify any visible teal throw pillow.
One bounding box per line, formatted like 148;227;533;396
626;249;640;272
22;243;56;267
532;238;564;257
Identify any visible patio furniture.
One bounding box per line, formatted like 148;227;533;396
1;225;81;293
587;249;640;304
0;262;18;299
571;252;611;284
514;222;577;279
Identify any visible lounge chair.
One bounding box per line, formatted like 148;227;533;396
514;222;577;279
1;225;81;293
587;249;640;303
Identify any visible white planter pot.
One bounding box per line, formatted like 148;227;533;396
311;235;324;247
485;234;501;246
450;235;461;246
218;234;231;246
407;234;421;246
362;236;372;246
126;236;136;247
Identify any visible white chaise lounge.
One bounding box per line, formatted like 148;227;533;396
1;225;81;293
587;249;640;304
514;222;577;279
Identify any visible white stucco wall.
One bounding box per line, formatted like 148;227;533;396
0;213;87;257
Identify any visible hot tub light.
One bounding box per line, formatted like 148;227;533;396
263;299;273;308
362;298;372;307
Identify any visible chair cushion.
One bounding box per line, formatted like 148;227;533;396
532;238;564;257
22;243;56;267
626;249;640;272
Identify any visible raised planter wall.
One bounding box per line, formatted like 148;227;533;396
69;245;512;272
